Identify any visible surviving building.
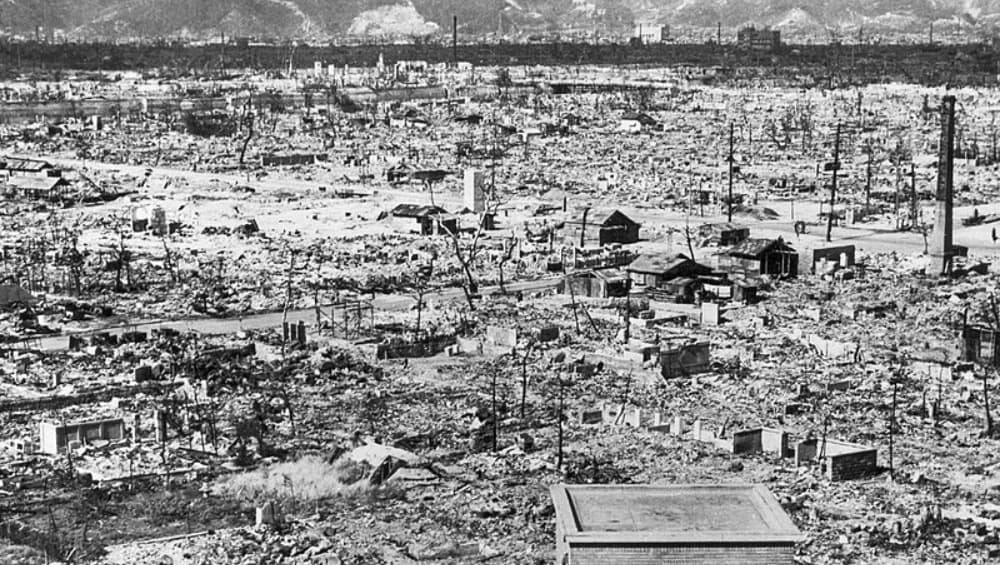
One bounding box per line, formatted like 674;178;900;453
626;253;713;289
566;209;641;247
39;418;126;455
738;27;782;52
720;237;798;278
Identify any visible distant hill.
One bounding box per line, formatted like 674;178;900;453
4;0;999;41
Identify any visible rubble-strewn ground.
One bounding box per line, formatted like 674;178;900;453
3;62;1000;565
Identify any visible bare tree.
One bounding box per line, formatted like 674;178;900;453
238;91;255;167
441;199;503;309
496;236;518;295
519;341;535;419
414;257;435;335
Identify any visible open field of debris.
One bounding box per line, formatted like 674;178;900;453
2;40;1000;565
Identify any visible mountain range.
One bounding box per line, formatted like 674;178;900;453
3;0;999;41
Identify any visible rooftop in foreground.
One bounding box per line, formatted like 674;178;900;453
551;484;804;545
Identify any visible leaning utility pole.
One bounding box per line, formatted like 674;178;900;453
727;122;735;223
826;122;841;242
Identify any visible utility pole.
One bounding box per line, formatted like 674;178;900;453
889;376;897;479
826;122;841;242
452;15;458;67
865;141;873;212
727;122;735;223
910;162;918;231
556;371;565;471
894;160;902;230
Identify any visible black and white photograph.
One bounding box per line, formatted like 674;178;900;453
0;1;997;563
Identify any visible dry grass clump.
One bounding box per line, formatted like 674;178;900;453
215;455;373;505
0;544;45;565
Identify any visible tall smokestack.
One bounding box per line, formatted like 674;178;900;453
453;15;458;67
929;95;956;275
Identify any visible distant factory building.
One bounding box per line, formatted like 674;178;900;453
738;26;782;52
634;23;668;43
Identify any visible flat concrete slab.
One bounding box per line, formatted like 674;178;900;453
552;484;803;544
569;487;775;533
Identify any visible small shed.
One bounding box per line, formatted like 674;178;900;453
619;112;657;133
700;222;750;246
561;269;629;298
720;237;798;279
626;253;713;288
389;204;454;236
661;276;701;303
566;208;641;247
386;163;416;184
2;157;55;177
7;176;69;200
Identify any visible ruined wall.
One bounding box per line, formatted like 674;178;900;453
827;449;879;481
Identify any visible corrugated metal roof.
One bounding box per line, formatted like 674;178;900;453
2;157;52;172
9;176;65;191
